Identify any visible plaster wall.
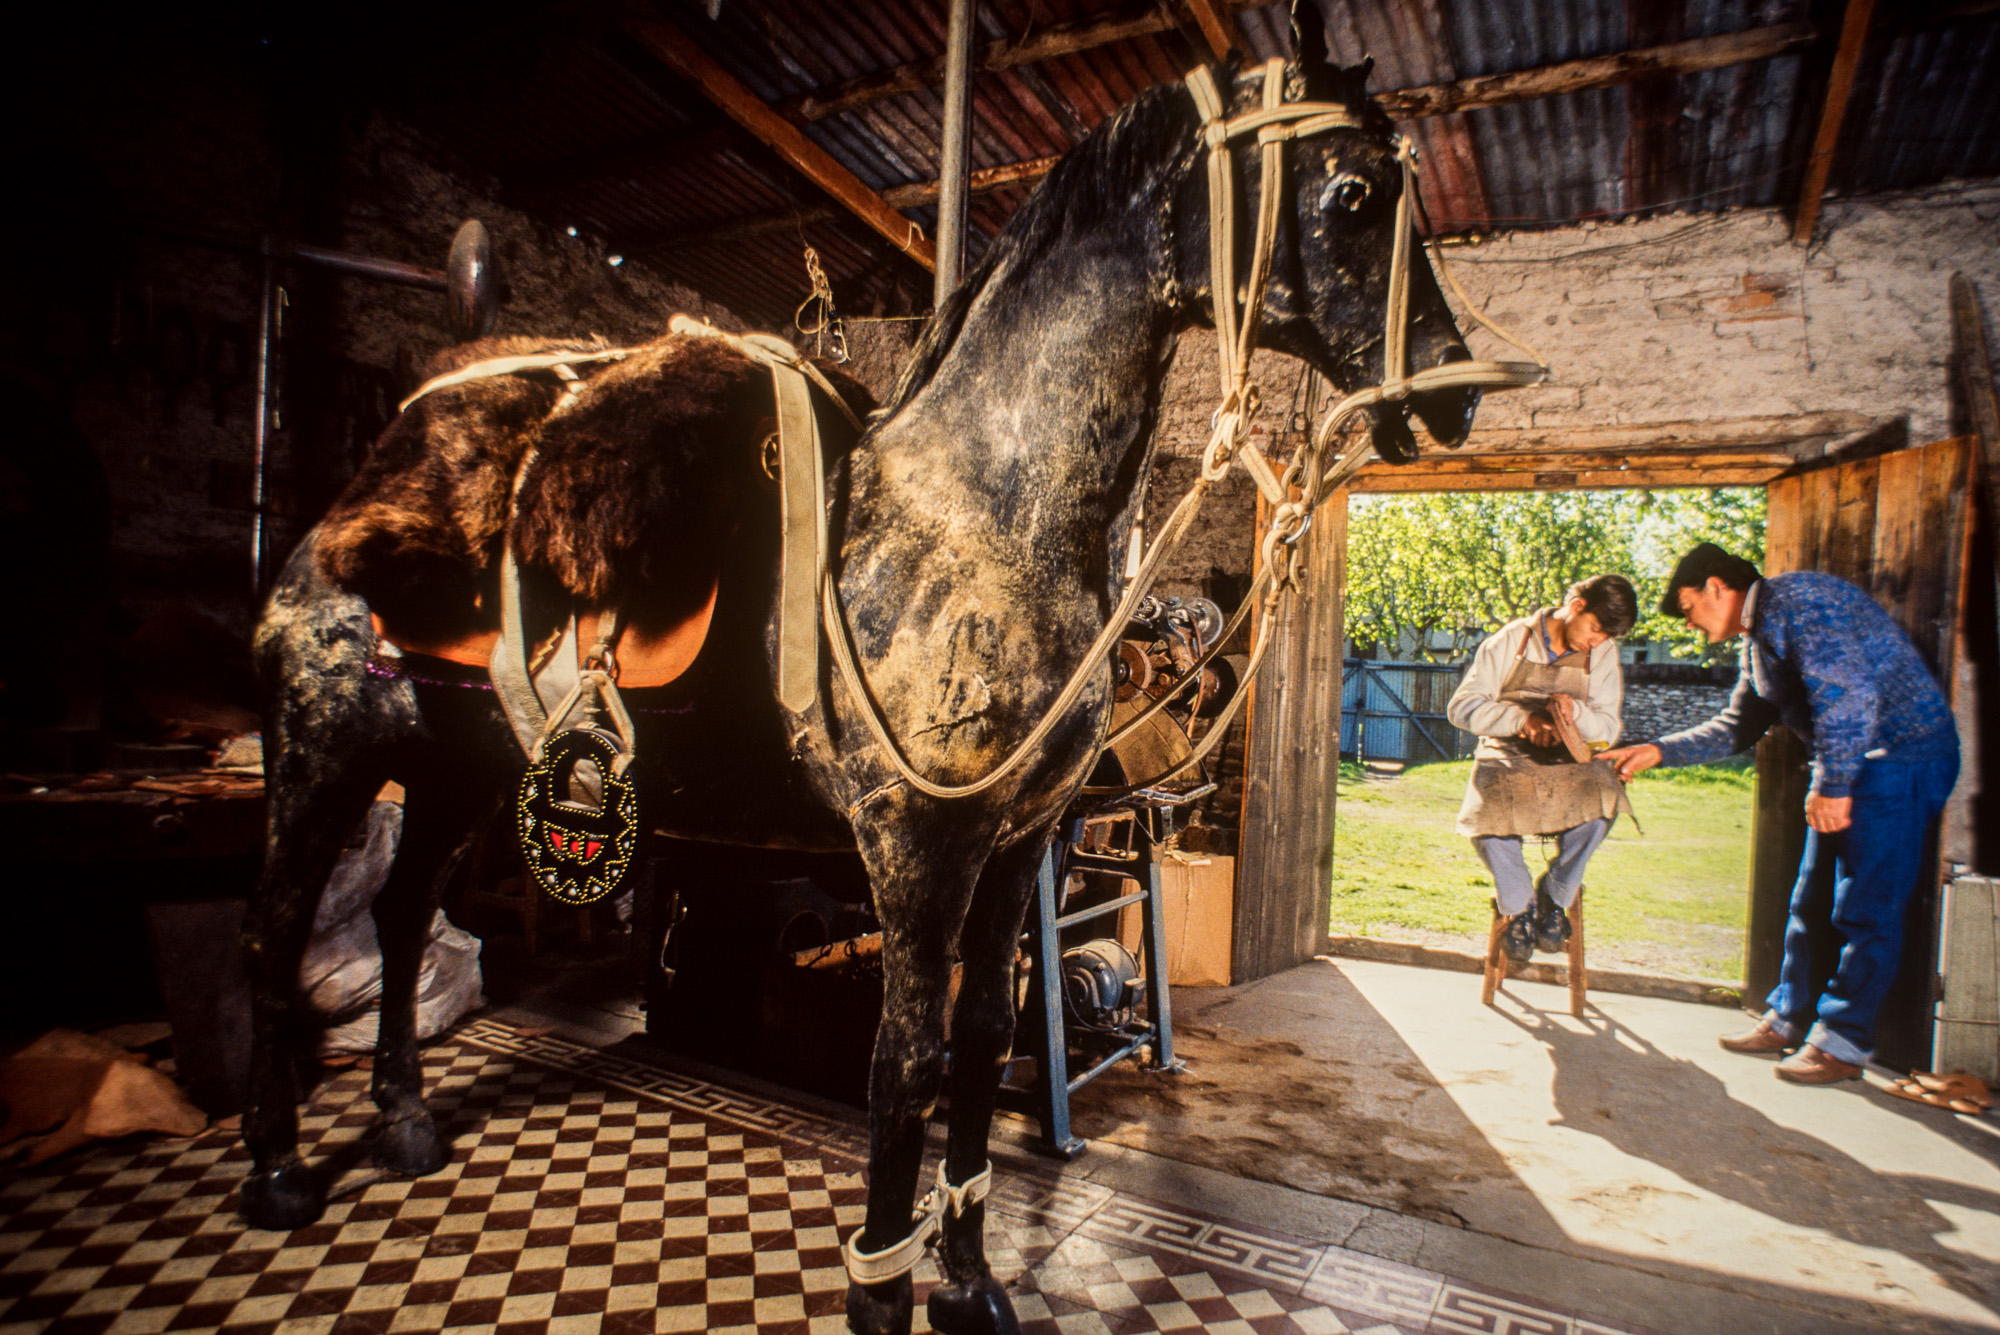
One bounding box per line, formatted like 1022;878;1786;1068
1141;181;2000;600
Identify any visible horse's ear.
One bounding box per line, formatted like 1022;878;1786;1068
1291;0;1330;72
1342;56;1375;102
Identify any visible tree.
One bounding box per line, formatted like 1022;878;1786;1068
1343;488;1764;663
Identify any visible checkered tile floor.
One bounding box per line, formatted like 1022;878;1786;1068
1;1020;1661;1335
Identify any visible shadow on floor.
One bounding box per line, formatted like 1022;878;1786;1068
1506;1003;2000;1312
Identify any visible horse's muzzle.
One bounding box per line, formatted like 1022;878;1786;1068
1411;346;1480;450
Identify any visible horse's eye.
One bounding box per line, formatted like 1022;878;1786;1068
1322;175;1370;213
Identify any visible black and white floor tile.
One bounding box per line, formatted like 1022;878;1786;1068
0;1020;1663;1335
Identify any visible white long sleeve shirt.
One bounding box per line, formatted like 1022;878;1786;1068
1446;613;1625;748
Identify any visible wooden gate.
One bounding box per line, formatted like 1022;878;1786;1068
1751;437;1975;1070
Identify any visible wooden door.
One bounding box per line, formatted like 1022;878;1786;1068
1751;438;1974;1070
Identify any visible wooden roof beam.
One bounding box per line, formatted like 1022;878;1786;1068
1379;20;1820;119
776;0;1225;124
620;9;937;272
1182;0;1238;61
1793;0;1878;246
628;156;1060;256
627;15;1821;250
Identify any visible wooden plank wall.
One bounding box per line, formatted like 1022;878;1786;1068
1234;489;1348;983
1750;438;1972;1069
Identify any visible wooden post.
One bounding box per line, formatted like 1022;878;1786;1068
1233;488;1346;982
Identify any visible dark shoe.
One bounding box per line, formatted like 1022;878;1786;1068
1534;899;1572;954
1775;1044;1864;1085
1500;911;1536;964
1719;1017;1795;1055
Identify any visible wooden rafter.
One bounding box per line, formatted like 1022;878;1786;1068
1182;0;1238;60
643;19;1828;251
1380;21;1820;119
777;0;1208;124
1793;0;1879;246
619;9;937;272
629;157;1061;256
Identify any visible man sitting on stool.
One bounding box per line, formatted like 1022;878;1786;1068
1602;543;1960;1085
1448;575;1638;965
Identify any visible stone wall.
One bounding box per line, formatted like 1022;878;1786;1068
10;42;741;641
1620;665;1738;747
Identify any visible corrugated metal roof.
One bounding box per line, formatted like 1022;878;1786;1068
379;0;2000;329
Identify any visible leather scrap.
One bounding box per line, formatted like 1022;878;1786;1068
1886;1070;1992;1114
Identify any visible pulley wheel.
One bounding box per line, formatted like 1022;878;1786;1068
1195;654;1248;719
1182;597;1225;646
1112;640;1154;702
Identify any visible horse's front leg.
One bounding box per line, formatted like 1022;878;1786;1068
844;818;986;1335
368;776;500;1176
926;831;1046;1335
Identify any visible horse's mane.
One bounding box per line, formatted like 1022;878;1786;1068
879;57;1390;417
879;78;1201;416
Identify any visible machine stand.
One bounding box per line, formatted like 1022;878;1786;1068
1018;810;1185;1157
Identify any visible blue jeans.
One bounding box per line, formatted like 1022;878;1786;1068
1473;817;1612;917
1764;731;1960;1066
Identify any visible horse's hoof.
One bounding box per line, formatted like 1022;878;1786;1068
373;1115;448;1177
844;1275;913;1335
238;1162;324;1231
927;1275;1020;1334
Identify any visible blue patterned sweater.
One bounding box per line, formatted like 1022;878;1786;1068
1652;571;1955;797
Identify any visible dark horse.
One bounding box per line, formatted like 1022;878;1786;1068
241;36;1483;1335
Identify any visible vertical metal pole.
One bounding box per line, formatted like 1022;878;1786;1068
249;245;275;602
933;0;976;307
1138;819;1179;1070
1034;827;1082;1157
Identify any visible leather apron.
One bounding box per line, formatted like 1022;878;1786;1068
1455;637;1634;838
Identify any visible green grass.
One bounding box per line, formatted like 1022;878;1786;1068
1329;758;1754;981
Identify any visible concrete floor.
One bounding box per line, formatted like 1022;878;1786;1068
1074;958;2000;1335
491;944;2000;1334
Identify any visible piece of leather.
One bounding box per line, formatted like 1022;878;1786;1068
372;579;717;688
774;362;825;713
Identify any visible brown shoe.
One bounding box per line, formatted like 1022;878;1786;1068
1775;1044;1864;1085
1719;1018;1794;1055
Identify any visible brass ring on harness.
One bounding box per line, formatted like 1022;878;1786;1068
760;432;782;481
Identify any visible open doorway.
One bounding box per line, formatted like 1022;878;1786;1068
1326;487;1765;984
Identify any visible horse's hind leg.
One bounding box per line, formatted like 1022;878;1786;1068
927;833;1044;1335
368;776;499;1176
240;743;385;1230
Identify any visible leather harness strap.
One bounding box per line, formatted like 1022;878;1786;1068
841;1160;992;1287
666;314;854;714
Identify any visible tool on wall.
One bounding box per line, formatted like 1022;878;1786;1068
148;216;501;597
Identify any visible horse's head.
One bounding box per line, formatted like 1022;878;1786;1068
1174;15;1481;463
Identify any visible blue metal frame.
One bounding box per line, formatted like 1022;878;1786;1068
1020;812;1184;1157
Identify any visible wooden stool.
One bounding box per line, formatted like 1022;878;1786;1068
1481;887;1587;1017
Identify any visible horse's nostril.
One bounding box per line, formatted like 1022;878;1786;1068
1436;345;1470;367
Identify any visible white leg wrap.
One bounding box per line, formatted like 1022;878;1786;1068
842;1160;993;1286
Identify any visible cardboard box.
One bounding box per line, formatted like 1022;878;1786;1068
1118;854;1235;988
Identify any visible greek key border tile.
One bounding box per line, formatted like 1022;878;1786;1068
1302;1249;1445;1327
456;1018;860;1154
1432;1284;1573;1335
1076;1195;1323;1293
